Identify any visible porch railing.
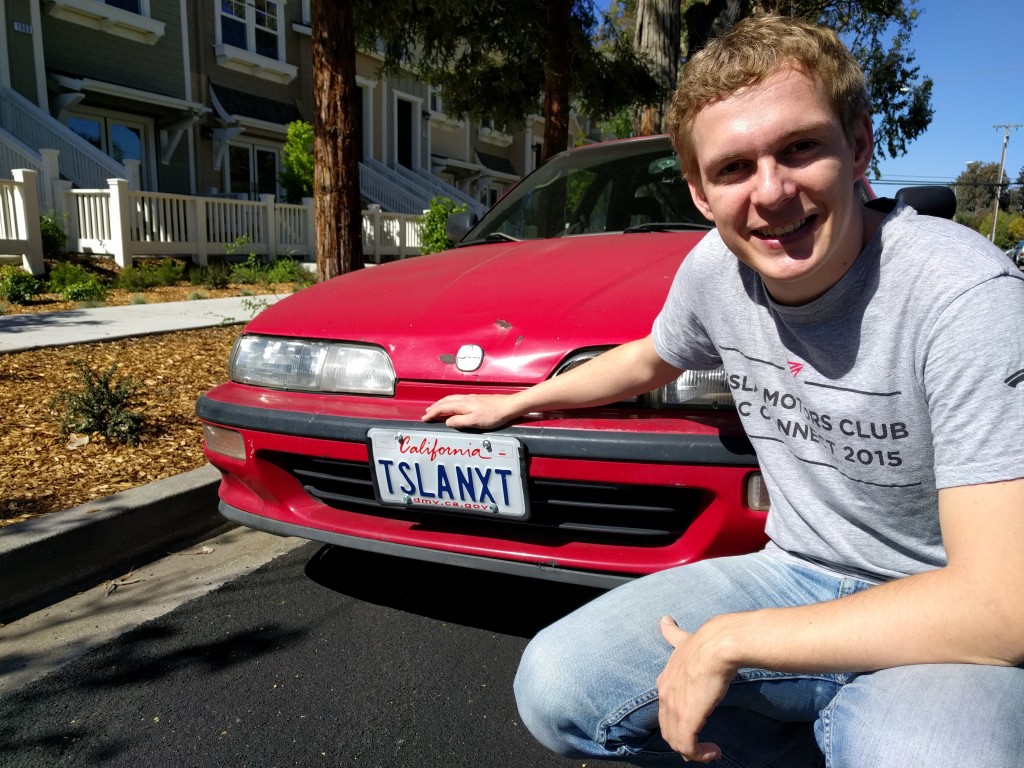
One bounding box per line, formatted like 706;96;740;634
0;87;127;191
1;171;422;273
0;170;44;275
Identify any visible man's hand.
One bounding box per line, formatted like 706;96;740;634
657;615;736;763
422;394;519;430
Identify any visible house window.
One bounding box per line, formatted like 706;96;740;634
428;86;442;114
105;0;142;13
44;0;164;43
220;0;282;60
226;142;280;200
66;109;153;189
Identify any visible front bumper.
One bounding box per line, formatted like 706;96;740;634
196;388;767;583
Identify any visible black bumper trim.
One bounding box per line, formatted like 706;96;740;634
197;395;756;466
218;502;633;589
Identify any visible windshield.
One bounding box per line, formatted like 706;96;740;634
463;136;710;243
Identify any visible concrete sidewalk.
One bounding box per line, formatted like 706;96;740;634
0;294;282;622
0;294;280;353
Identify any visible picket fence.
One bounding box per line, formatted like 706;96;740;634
0;169;423;275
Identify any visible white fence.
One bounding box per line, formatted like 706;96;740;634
0;169;44;275
0;172;424;273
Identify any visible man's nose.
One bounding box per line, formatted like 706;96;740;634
751;161;795;208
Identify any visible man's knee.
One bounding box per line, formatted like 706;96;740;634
513;628;588;756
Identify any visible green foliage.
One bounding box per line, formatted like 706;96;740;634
360;0;660;134
1008;214;1024;243
266;256;316;285
190;261;231;289
151;258;186;285
115;264;159;292
61;276;108;303
418;196;467;255
47;261;93;292
280;121;314;203
116;259;185;292
40;212;69;259
50;361;146;445
0;267;42;305
230;252;266;285
953;161;1007;216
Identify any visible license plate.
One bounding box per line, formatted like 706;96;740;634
368;429;528;519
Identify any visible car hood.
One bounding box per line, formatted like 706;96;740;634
245;232;707;383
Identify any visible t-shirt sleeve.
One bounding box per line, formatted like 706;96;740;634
651;237;724;370
924;275;1024;488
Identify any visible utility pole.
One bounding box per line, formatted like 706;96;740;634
990;123;1022;242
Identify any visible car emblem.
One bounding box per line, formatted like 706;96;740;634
455;344;484;372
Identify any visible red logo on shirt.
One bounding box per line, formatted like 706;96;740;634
788;361;804;377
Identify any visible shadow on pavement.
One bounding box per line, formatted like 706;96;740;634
304;544;608;638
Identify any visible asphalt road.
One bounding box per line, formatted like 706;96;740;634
0;541;637;768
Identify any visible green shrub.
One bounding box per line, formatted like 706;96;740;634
40;212;68;259
48;261;94;292
116;259;185;291
230;253;266;285
266;256;315;285
279;120;313;203
151;258;186;286
61;277;108;303
116;264;160;292
0;268;42;305
418;196;467;255
50;361;146;445
190;262;231;289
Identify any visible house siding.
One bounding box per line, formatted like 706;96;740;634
4;0;41;101
42;0;186;100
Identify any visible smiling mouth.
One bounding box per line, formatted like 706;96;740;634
753;216;813;238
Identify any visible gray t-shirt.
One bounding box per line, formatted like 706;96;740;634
653;203;1024;581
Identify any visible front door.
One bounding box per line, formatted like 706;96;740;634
227;143;279;199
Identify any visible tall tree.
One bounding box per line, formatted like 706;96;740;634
632;0;681;136
312;0;362;279
368;0;660;162
952;161;1009;218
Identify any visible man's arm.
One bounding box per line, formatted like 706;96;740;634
422;334;683;429
657;477;1024;762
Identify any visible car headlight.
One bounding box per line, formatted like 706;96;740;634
553;349;734;410
229;335;396;395
648;367;734;409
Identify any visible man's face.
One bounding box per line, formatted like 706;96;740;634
687;64;874;305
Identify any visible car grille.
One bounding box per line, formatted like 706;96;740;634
269;454;707;545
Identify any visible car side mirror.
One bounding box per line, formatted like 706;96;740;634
445;211;480;244
865;186;957;220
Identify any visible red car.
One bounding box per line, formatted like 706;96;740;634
197;136;840;587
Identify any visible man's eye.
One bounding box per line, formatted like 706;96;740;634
719;161;744;177
790;140;817;153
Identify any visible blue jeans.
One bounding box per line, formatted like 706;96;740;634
514;549;1024;767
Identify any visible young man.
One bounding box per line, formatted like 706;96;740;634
422;13;1024;767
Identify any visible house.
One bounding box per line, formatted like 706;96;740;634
1;0;599;230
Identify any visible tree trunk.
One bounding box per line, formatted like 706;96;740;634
632;0;680;136
683;0;747;58
312;0;363;280
541;0;573;162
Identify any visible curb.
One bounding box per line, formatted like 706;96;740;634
0;464;233;624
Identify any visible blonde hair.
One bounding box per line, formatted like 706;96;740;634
667;12;869;179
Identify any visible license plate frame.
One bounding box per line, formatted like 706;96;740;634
367;428;529;519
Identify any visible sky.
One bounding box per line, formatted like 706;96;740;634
870;0;1024;192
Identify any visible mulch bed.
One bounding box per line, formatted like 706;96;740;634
0;258;305;527
1;322;242;527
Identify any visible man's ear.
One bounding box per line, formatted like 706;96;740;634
850;112;874;179
687;177;715;222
